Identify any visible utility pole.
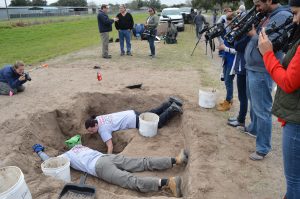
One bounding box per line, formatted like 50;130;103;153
4;0;10;21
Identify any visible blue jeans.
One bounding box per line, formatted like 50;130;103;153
237;74;248;123
247;70;273;155
246;70;256;135
119;30;131;53
283;123;300;199
147;30;156;55
223;64;234;102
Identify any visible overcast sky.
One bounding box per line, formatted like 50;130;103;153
0;0;186;7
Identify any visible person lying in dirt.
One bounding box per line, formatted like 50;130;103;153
84;96;183;154
32;144;188;197
0;61;30;95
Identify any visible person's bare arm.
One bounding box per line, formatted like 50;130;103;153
105;139;113;154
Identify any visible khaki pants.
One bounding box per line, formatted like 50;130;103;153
100;32;109;57
95;154;172;192
0;82;25;95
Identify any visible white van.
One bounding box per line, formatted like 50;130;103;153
159;8;185;31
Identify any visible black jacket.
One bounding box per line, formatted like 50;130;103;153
97;10;114;33
115;12;134;30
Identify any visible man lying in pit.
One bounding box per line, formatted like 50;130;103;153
84;96;183;154
32;143;188;197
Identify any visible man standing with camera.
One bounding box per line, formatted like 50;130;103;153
0;61;29;95
97;4;118;59
244;0;291;160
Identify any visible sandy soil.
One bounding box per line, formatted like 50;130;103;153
0;30;284;199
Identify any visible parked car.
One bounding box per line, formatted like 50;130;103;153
179;7;195;24
159;8;185;31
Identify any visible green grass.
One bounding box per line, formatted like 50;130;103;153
0;13;147;66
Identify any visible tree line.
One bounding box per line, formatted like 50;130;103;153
10;0;87;6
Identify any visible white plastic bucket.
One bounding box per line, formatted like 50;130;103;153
41;156;71;182
0;166;32;199
199;89;217;108
139;112;160;137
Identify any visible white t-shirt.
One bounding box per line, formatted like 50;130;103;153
96;110;137;143
60;145;103;176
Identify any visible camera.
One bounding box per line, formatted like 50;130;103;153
266;16;295;53
24;72;32;81
224;6;265;44
205;22;225;40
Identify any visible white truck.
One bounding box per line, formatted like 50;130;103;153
159;8;185;31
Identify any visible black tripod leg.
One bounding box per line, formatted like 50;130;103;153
191;38;201;56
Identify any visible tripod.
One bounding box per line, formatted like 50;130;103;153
191;36;215;58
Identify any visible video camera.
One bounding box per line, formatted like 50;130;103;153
205;22;225;41
224;6;265;44
266;16;296;53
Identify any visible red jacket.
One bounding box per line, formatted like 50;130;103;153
263;46;300;125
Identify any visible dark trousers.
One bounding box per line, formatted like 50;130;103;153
236;74;248;123
147;30;157;55
136;101;175;128
223;64;234;102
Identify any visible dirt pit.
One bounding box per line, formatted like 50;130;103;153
0;92;186;199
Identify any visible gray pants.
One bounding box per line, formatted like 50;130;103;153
100;32;109;57
95;154;172;192
0;82;25;95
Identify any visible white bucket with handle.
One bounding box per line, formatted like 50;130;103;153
199;89;217;108
0;166;32;199
139;112;160;137
41;156;71;182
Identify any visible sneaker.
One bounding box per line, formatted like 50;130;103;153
249;152;266;161
120;52;125;56
170;102;183;114
126;52;132;56
227;117;237;122
102;55;111;59
166;176;182;197
169;96;183;107
227;120;245;127
175;149;188;165
237;126;257;138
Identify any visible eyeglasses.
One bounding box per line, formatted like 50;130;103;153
148;10;153;12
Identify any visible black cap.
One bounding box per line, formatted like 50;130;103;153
289;0;300;6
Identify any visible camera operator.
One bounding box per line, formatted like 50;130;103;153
0;61;29;95
258;0;300;197
244;0;292;161
145;7;159;58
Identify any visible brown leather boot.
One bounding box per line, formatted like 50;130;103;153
175;149;188;165
217;100;232;111
165;176;182;197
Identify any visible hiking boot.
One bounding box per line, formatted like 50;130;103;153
217;100;232;111
227;120;245;127
249;152;266;161
175;149;188;165
166;176;182;197
127;52;132;56
120;52;125;56
169;96;183;107
170;102;183;114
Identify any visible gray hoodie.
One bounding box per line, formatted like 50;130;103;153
244;5;292;73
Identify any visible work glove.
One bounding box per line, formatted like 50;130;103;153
32;144;44;153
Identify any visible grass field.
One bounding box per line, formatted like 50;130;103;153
0;13;147;67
